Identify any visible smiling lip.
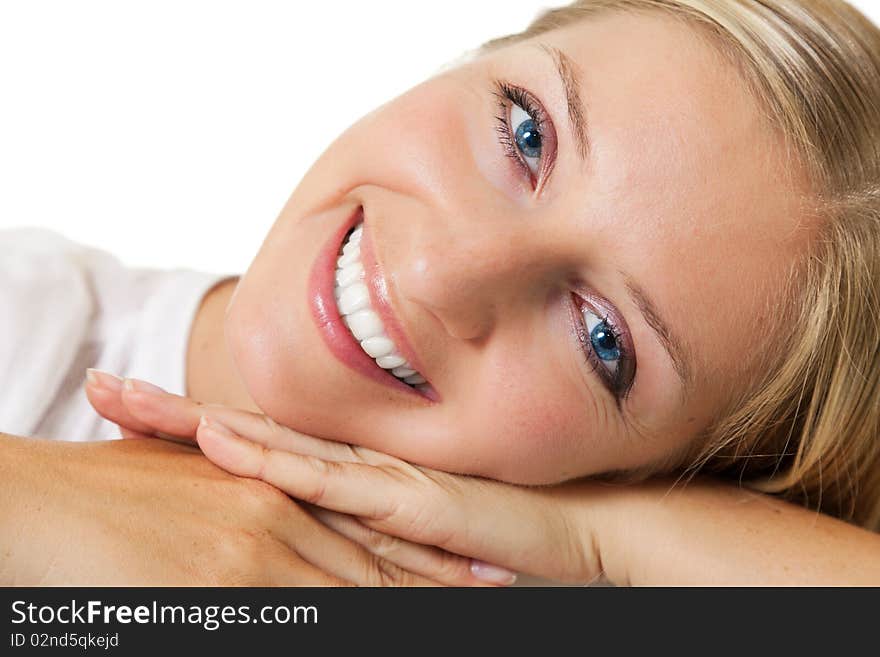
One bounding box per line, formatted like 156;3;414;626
308;206;437;402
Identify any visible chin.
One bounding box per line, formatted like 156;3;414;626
223;264;326;436
223;226;591;485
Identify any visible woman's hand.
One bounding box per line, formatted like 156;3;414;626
83;372;880;585
0;431;467;586
86;371;605;585
84;371;516;586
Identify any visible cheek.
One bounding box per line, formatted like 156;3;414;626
454;358;594;484
223;224;336;433
489;402;585;483
224;268;299;418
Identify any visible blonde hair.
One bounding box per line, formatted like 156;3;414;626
482;1;880;530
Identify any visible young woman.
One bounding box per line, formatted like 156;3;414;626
2;0;879;585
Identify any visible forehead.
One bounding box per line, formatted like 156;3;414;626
529;12;812;394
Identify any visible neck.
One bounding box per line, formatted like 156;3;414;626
185;277;260;411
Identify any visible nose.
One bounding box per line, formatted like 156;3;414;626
392;196;547;340
356;76;564;343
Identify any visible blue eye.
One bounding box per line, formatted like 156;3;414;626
583;308;621;376
493;81;554;184
590;321;620;361
509;104;542;176
573;295;635;402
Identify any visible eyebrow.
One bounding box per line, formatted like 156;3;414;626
539;44;590;162
536;44;691;394
623;275;694;392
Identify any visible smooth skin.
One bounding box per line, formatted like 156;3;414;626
89;377;880;586
0;368;493;586
199;11;816;484
3;11;875;585
0;428;492;586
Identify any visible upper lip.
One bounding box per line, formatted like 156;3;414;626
357;212;436;397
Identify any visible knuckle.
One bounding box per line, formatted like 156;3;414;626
227;529;266;563
396;502;437;540
362;528;402;558
306;454;332;475
300;483;327;507
298;456;337;506
239;477;292;516
367;555;409;587
196;529;267;585
432;550;470;584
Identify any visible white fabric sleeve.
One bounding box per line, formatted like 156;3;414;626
0;228;228;441
0;229;94;437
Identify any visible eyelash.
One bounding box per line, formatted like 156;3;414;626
491;80;634;402
571;296;634;403
492;80;554;187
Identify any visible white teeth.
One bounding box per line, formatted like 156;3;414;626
342;239;359;256
335;262;364;287
333;222;428;388
360;336;395;358
337;246;360;268
345;309;384;341
337;282;370;315
376;354;406;369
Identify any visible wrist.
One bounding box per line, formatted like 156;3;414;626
560;478;655;586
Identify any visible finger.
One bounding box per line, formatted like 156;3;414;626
121;378;356;461
199;415;575;582
269;504;441;587
118;379;204;442
307;507;505;586
86;374;201;444
84;370;158;436
197;415;402;520
197;414;503;576
262;543;353;587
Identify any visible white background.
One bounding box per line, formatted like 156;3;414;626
2;0;879;274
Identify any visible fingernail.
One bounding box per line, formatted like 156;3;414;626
85;368;123;391
470;560;517;586
123;378;166;395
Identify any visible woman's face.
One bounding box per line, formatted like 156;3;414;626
226;11;812;484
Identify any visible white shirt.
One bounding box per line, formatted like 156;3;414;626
0;228;227;442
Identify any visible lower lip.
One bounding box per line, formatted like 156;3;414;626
308;206;430;400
